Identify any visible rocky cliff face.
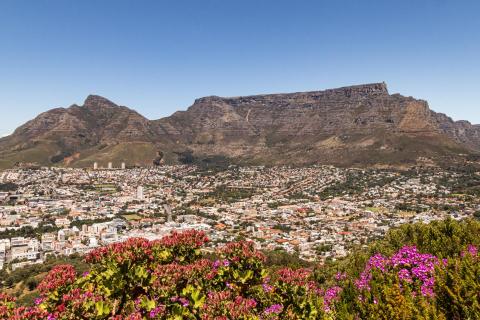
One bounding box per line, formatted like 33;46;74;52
0;83;479;168
6;95;153;145
0;95;158;168
152;82;480;166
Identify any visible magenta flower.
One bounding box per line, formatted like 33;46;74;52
335;272;347;281
324;286;342;312
262;283;274;292
398;268;412;282
264;304;283;314
355;246;440;297
149;306;165;318
178;297;189;307
462;244;478;257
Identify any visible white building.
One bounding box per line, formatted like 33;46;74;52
137;186;144;200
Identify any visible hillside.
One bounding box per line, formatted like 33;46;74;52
1;83;480;169
0;218;479;319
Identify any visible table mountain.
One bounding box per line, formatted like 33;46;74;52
1;82;479;168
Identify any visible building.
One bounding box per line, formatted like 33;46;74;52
58;230;66;242
55;217;70;228
11;244;39;261
164;204;173;223
0;243;6;269
41;233;56;251
10;237;28;247
137;186;144;200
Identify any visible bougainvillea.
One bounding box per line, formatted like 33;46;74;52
355;246;440;297
0;229;479;319
0;293;49;320
37;264;77;295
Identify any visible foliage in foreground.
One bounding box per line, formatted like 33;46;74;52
0;219;479;319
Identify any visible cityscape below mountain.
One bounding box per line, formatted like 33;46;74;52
1;85;480;317
2;0;480;317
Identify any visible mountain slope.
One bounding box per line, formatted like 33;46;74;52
0;95;158;168
0;83;479;168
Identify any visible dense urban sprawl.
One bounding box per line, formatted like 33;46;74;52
1;165;479;271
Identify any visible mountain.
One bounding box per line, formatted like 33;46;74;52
1;82;479;169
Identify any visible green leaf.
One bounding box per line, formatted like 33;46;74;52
140;297;156;311
134;266;148;279
191;288;205;308
240;270;253;284
95;301;110;316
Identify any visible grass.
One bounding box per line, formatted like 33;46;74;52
72;142;158;168
95;184;117;188
396;210;417;217
0;141;60;168
122;214;142;221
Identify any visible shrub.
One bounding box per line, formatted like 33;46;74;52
0;220;479;319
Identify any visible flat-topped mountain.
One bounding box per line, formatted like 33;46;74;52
1;83;479;168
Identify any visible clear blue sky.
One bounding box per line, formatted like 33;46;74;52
1;0;479;136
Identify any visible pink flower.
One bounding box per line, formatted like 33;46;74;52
461;244;478;257
264;304;283;314
335;272;347;281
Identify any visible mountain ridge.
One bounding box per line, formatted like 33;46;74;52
1;82;479;169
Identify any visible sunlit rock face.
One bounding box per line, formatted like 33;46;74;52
1;83;479;168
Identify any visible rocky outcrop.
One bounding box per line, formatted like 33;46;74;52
0;83;479;168
151;83;479;166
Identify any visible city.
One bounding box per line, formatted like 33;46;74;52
1;164;478;271
1;0;480;317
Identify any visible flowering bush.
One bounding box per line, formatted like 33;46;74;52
334;244;479;319
355;246;440;297
435;244;480;319
0;230;331;319
0;293;48;320
36;264;77;295
0;226;479;319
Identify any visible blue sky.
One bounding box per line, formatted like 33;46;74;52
1;0;479;136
